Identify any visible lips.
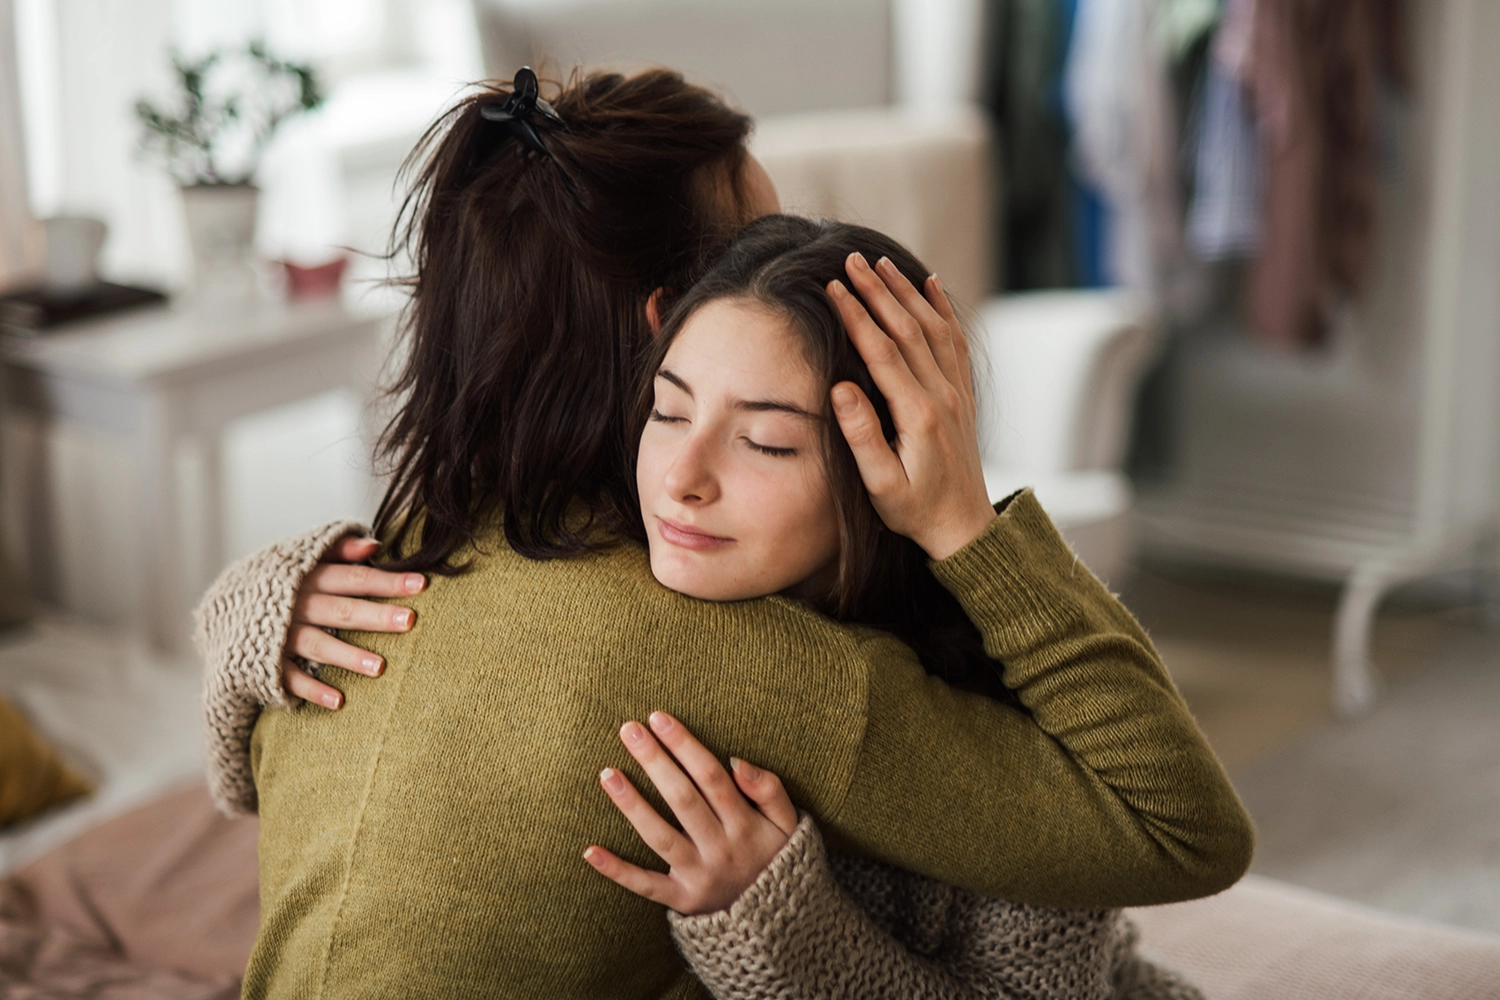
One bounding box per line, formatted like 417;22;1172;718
656;516;734;551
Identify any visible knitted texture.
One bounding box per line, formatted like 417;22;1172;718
220;491;1250;999
193;519;368;814
672;816;1204;1000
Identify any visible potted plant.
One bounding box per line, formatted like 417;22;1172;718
136;42;322;301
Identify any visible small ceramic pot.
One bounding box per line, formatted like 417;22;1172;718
180;184;260;303
42;216;108;299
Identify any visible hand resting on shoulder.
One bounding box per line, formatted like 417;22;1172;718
277;535;425;710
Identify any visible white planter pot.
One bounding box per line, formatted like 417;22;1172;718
180;184;260;304
41;216;108;298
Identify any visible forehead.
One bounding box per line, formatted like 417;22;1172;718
665;298;818;398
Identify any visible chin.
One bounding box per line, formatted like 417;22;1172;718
649;546;759;602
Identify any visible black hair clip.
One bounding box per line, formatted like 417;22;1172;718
480;67;569;157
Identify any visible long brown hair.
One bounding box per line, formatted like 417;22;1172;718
633;216;1012;701
374;69;754;571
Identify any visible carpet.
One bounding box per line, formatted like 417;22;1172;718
1232;625;1500;935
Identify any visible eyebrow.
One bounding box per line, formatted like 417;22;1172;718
656;368;822;420
657;369;692;396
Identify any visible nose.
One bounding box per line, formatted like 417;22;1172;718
663;430;721;506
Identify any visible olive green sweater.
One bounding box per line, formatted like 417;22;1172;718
244;491;1251;1000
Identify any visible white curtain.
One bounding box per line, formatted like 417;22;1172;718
13;0;188;289
13;0;480;291
0;0;36;287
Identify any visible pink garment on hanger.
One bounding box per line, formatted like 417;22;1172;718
1245;0;1402;348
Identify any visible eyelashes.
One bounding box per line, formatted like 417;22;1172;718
747;442;798;458
649;410;798;458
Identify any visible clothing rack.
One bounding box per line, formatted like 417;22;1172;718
1138;0;1500;715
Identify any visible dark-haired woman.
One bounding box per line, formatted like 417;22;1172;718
569;214;1206;998
197;70;1247;999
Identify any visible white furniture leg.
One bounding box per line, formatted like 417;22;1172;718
1331;518;1499;718
136;392;184;652
11;413;59;605
198;430;226;595
1332;566;1388;718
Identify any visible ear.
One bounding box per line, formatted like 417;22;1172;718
645;287;667;337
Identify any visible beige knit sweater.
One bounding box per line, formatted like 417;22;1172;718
674;815;1202;1000
195;518;366;814
194;521;1203;1000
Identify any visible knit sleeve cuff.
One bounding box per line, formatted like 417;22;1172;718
668;811;825;937
669;813;848;996
927;487;1115;662
194;518;369;815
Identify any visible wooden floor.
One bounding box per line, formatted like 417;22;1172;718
1119;564;1489;778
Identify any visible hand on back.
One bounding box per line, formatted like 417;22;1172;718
278;535;425;710
828;254;997;561
584;712;798;916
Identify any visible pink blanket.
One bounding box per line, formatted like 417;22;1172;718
0;783;259;998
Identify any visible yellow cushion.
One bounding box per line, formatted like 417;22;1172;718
0;694;92;828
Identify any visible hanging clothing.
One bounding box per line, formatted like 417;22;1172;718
1064;0;1185;298
981;0;1077;291
1186;0;1263;262
1187;56;1263;258
1242;0;1404;347
1070;174;1112;289
1154;0;1221;63
1215;0;1258;75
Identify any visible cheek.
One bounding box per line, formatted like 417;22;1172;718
636;429;670;503
760;463;839;561
798;474;842;558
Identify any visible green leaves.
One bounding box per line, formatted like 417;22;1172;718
134;41;324;187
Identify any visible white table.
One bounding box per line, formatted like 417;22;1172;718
2;299;386;651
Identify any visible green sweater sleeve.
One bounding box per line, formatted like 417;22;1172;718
824;490;1254;909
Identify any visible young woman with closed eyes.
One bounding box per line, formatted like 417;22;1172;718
197;70;1243;999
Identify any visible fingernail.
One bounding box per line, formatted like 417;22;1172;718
876;256;896;274
730;757;760;780
827;279;848;298
583;846;605;867
929;273;944;293
849;251;869;271
621;722;646;745
404;573;426;593
393;609;413;629
361;655;383;676
322;691;342;709
600;767;626;793
832;385;858;415
648;711;674;733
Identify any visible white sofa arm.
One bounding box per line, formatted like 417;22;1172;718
974;289;1158;585
975;289;1158;475
1129;875;1500;1000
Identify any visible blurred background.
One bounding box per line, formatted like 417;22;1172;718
0;0;1498;985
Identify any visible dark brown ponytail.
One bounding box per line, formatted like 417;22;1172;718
374;69;754;571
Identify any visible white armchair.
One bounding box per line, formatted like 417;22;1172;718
975;290;1159;584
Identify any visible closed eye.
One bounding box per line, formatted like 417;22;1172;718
649;408;688;424
746;440;797;457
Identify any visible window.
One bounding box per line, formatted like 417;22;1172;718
15;0;482;289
